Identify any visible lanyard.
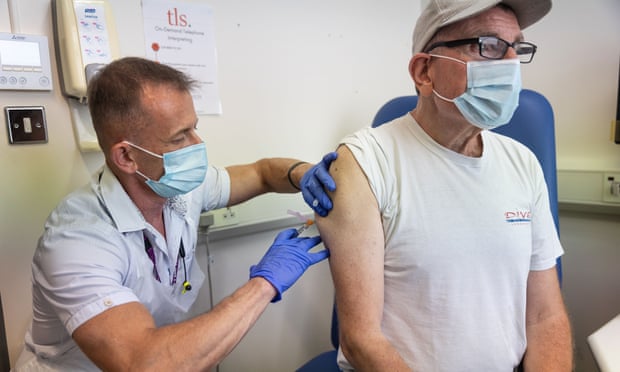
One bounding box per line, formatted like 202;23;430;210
143;233;191;293
143;234;180;285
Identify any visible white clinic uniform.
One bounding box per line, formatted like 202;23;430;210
13;164;230;371
337;114;564;371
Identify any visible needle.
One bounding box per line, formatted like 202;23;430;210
288;209;314;236
296;219;314;235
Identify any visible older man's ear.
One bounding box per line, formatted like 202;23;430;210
409;54;434;97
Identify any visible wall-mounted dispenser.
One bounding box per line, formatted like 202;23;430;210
52;0;120;152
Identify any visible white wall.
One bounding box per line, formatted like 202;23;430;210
523;0;620;170
0;0;619;371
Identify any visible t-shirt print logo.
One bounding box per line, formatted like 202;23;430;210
505;210;532;224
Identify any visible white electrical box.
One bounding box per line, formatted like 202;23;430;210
0;33;53;91
558;170;620;214
602;173;620;204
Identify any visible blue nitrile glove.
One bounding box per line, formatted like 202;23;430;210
300;151;338;217
249;228;329;302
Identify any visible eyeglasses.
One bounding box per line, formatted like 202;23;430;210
424;36;537;64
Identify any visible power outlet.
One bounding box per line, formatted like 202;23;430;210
211;207;240;228
602;173;620;204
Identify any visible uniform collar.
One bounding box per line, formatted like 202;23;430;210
97;166;189;233
98;165;147;233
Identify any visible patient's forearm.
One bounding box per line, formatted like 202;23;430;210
340;331;411;372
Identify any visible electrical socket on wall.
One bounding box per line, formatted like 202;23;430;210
602;173;620;204
210;207;240;228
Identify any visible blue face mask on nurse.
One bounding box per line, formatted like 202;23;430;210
124;140;208;198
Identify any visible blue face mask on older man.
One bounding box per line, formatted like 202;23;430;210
125;141;208;198
430;55;522;130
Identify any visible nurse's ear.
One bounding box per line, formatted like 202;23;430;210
109;141;139;175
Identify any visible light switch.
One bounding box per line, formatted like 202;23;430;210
5;106;47;144
23;117;32;133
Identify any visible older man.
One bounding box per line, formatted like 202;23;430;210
314;0;573;370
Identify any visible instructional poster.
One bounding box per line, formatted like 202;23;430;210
74;3;114;66
142;0;221;115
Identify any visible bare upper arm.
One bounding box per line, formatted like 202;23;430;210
316;146;385;337
72;301;157;370
225;163;263;206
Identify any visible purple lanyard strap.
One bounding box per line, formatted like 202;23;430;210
144;233;181;285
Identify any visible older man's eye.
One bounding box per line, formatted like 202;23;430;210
480;37;508;58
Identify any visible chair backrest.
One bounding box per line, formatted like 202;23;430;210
371;89;562;281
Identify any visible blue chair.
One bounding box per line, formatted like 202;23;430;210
297;89;561;371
